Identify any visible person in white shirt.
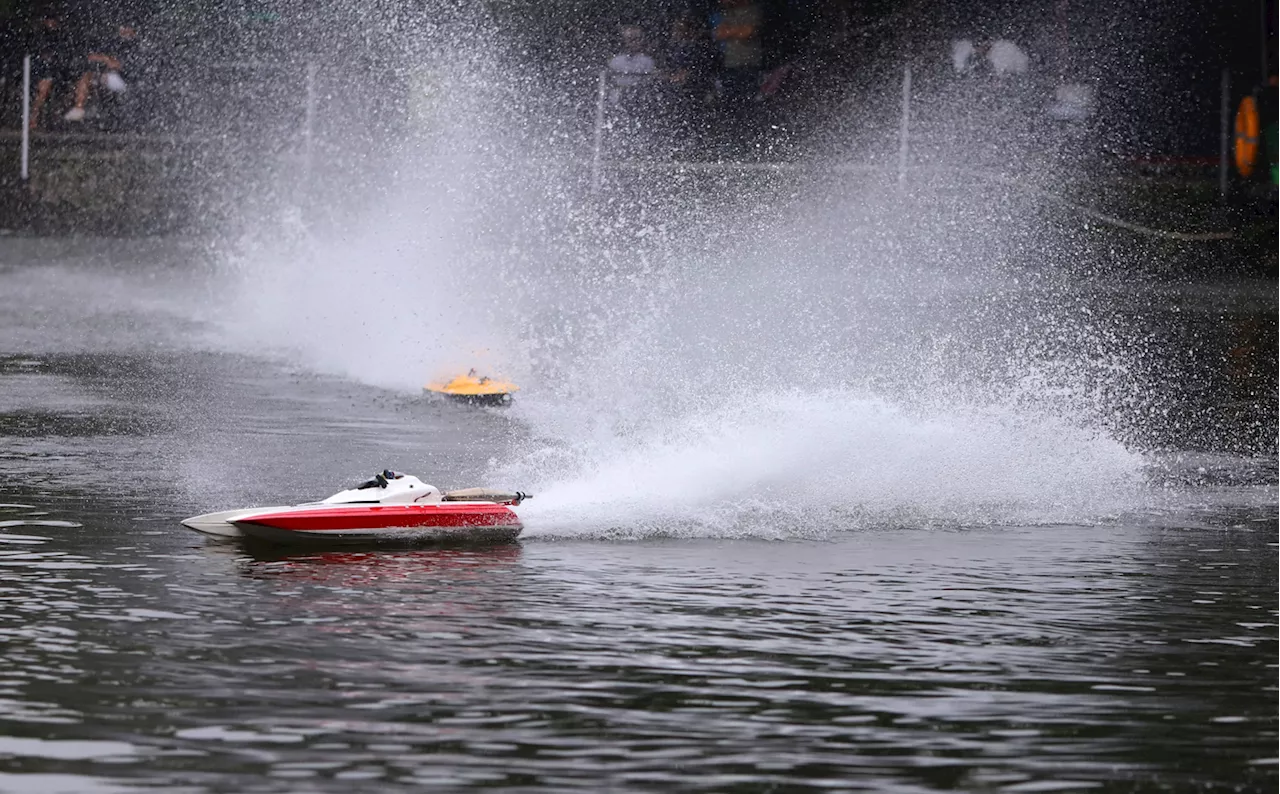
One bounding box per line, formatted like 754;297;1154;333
986;38;1029;76
608;25;657;94
604;25;659;155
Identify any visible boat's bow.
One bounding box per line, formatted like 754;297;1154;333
181;507;290;538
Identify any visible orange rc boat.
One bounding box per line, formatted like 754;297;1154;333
424;369;519;406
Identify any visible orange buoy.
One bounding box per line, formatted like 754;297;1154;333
1233;95;1260;178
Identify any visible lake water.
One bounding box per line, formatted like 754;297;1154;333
0;238;1275;792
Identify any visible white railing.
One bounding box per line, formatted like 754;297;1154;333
897;65;911;183
20;55;29;181
590;68;607;194
585;65;916;194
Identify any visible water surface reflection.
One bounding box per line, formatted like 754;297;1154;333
0;241;1275;791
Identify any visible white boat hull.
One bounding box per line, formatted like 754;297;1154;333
181;508;290;538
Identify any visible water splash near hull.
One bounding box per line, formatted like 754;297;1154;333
501;388;1144;540
202;6;1184;537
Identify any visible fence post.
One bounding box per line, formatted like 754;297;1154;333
1262;2;1271;87
590;68;607;195
21;54;31;181
1218;68;1230;199
897;65;911;183
303;61;317;190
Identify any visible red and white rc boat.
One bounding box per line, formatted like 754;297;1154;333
181;471;530;545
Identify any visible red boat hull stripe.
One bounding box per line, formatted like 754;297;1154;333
235;504;520;533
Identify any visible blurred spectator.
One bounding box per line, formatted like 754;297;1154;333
662;13;714;137
986;38;1029;76
664;13;714;98
607;24;657;103
655;14;715;155
1047;82;1095;121
63;22;139;124
950;37;1030;77
27;10;76;129
605;24;658;156
951;39;978;74
0;15;21;121
710;0;763;103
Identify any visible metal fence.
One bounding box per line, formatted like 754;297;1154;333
8;54;1252;214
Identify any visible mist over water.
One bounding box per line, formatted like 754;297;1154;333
204;6;1181;537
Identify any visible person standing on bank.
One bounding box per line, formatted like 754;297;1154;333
62;22;139;123
27;11;76;130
